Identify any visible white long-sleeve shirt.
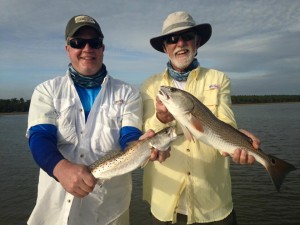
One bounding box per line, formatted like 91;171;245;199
26;71;142;225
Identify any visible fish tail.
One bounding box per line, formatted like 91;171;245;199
265;154;297;192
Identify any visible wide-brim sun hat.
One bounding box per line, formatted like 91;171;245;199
150;11;212;53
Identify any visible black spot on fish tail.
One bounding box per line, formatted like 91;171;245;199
271;157;276;165
265;154;297;192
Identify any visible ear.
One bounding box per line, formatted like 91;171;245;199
163;44;167;53
196;36;202;48
102;44;105;52
65;45;70;56
65;39;70;52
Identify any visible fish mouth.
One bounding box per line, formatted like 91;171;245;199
158;90;170;100
159;86;173;100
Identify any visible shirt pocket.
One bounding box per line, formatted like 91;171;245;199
99;103;123;129
202;89;219;115
91;104;123;153
53;98;78;145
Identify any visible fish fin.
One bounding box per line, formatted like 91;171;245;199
97;179;107;186
180;124;195;142
265;154;297;192
141;146;155;168
190;114;204;133
179;113;204;142
140;158;150;168
150;143;169;151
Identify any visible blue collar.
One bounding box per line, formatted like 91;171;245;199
167;58;199;81
69;64;107;88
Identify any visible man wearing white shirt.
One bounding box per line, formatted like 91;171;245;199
26;14;144;225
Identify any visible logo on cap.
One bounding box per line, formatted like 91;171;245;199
74;15;96;24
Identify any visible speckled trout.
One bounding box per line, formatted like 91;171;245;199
89;126;178;181
158;86;296;192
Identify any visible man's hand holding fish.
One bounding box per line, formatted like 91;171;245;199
222;129;261;164
139;129;171;163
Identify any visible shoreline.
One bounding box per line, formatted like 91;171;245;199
0;112;28;115
0;102;299;115
232;101;300;106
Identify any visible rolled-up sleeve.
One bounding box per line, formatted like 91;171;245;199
121;86;143;130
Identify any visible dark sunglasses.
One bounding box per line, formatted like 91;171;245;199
67;38;103;49
164;32;195;44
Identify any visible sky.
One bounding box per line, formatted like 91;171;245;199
0;0;299;100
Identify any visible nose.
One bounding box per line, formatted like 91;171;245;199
176;36;186;46
83;42;93;51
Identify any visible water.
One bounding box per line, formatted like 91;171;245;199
0;114;39;224
1;103;300;225
230;104;300;225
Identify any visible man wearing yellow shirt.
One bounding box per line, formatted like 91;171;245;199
141;11;260;225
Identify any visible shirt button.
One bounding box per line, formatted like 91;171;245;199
186;148;190;152
67;199;71;203
79;108;83;112
187;172;191;176
80;154;84;158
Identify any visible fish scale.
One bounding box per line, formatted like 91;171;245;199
158;86;296;192
89;126;178;181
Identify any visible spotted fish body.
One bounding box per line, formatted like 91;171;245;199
158;86;296;192
89;126;178;181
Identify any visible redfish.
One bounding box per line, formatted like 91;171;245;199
158;86;296;191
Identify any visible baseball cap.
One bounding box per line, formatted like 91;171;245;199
65;15;104;40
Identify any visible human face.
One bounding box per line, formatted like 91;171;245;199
163;32;199;72
66;27;104;76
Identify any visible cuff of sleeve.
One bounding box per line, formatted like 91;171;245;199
45;155;64;179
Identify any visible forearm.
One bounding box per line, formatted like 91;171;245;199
29;124;64;178
119;126;143;149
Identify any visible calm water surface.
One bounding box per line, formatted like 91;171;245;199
0;103;299;225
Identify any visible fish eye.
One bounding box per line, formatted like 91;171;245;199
170;87;177;93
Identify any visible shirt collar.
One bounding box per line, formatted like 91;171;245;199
163;65;200;82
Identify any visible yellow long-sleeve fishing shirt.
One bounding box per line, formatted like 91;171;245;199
141;66;237;224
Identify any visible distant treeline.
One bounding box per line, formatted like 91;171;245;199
0;98;30;113
231;95;300;104
0;95;300;113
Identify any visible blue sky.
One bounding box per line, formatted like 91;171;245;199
1;0;299;99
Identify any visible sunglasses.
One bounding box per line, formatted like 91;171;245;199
67;38;103;49
164;32;196;44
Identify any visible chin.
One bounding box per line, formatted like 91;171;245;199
173;56;194;69
81;68;99;76
173;60;191;70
